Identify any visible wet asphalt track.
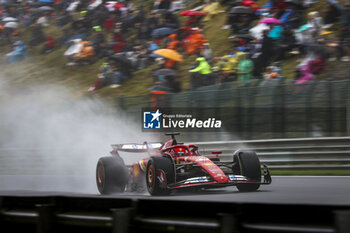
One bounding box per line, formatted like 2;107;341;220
1;176;350;206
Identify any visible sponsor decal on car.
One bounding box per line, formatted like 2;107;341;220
228;175;247;181
138;160;146;171
184;176;209;184
204;162;214;166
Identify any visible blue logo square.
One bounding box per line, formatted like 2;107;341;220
143;109;162;129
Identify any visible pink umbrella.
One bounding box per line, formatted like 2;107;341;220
259;17;282;24
115;2;124;9
295;73;315;84
180;10;206;17
296;65;315;84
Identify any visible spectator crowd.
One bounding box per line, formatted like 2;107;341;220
0;0;349;93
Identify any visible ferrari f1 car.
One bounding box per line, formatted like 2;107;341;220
96;133;271;195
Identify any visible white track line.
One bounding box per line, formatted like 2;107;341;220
272;176;350;178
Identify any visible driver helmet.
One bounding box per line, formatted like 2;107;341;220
174;147;187;156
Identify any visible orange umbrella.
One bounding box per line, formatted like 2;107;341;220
153;49;183;62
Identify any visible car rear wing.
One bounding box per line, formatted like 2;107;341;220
111;142;162;153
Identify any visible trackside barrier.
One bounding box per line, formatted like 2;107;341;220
192;136;350;170
1;137;350;173
0;196;350;233
118;80;350;140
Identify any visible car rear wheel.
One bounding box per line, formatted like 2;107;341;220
96;156;129;195
146;156;175;196
234;151;261;192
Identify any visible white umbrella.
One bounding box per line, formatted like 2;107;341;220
249;23;269;40
38;6;54;11
2;17;18;22
105;1;117;11
64;39;83;56
88;0;102;10
4;22;18;29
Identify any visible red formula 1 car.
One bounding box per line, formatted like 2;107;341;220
96;133;271;195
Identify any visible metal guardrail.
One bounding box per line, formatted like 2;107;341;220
1;195;350;233
1;137;350;173
193;137;350;170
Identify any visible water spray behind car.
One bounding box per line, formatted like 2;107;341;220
0;83;153;194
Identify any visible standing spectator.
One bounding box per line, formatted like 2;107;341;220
36;14;49;27
323;0;342;25
255;29;274;77
268;23;284;44
91;25;106;58
104;17;115;33
163;11;180;29
29;23;45;49
158;0;172;10
189;56;213;89
184;28;208;55
136;22;149;43
74;41;95;65
167;34;179;50
201;42;213;63
41;35;56;54
6;41;27;64
237;52;254;85
88;62;113;92
145;12;159;35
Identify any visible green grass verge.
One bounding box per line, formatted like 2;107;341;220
271;170;350;176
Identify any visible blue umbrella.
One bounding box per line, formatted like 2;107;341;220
151;27;174;38
38;0;54;2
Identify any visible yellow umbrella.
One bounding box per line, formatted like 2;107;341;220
320;30;332;36
153;49;183;62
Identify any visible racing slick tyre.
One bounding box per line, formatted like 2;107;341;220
96;156;129;195
234;151;261;192
146;156;175;196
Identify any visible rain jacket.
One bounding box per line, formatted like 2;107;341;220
189;57;212;75
45;35;56;47
202;2;223;21
268;25;284;43
184;30;208;55
75;41;94;59
167;34;179;50
8;41;27;64
213;56;235;74
237;54;254;85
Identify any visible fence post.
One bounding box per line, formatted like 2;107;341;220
218;213;239;233
272;78;286;138
187;91;195;140
0;197;3;224
342;81;350;136
235;87;242;138
304;82;317;137
334;210;350;233
215;88;222;141
305;84;312;137
280;78;286;138
246;84;257;140
36;204;55;233
327;81;334;136
111;208;133;233
119;96;126;111
347;99;350;135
